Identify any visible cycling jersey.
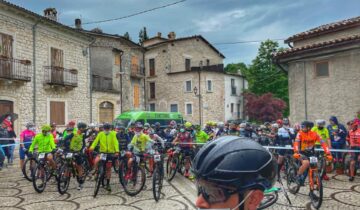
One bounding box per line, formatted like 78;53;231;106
311;126;330;145
347;128;360;147
176;131;193;149
116;132;130;151
130;133;151;153
90;131;119;153
20;129;36;144
195;130;209;143
295;131;321;151
29;133;56;153
63;128;78;138
69;133;85;152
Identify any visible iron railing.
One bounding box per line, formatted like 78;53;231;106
44;66;78;87
0;56;31;81
92;75;120;93
130;64;145;78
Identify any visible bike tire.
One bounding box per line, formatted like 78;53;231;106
32;164;47;193
257;191;278;210
286;163;300;194
152;166;163;202
94;164;104;198
122;165;146;196
166;157;178;182
310;170;323;209
22;158;36;182
57;165;71;195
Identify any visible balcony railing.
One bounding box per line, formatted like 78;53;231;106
130;64;145;78
231;112;241;119
92;75;120;93
44;66;78;87
231;86;237;95
0;56;31;82
191;64;224;72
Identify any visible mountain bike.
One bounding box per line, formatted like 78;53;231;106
32;152;57;193
93;153;116;198
22;150;37;182
152;145;164;201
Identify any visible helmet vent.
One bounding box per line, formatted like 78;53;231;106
197;144;216;168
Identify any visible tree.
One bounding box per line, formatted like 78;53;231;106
123;32;131;41
241;40;289;116
224;62;248;74
139;27;149;45
243;92;287;123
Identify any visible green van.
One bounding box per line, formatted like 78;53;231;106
114;111;183;128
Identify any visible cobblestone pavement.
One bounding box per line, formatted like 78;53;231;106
2;158;360;210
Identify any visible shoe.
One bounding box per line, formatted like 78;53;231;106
184;171;190;178
105;184;111;192
77;183;83;190
349;177;355;182
323;174;330;181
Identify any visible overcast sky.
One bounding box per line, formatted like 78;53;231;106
9;0;360;64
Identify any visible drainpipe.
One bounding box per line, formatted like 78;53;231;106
32;20;41;124
120;51;124;113
88;39;96;122
303;61;308;120
143;51;146;111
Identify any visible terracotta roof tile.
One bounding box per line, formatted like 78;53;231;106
274;35;360;58
285;16;360;43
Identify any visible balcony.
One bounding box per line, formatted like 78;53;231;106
0;56;31;82
44;66;78;88
191;64;224;72
130;64;145;78
92;75;120;93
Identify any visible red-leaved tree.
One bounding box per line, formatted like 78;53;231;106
243;92;287;123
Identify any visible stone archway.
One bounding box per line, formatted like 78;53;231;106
99;101;114;123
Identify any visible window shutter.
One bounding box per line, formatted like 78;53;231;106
50;101;65;125
51;48;64;67
133;84;140;108
1;33;13;58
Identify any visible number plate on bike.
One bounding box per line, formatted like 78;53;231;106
154;154;161;162
100;154;107;160
310;156;318;164
66;153;73;159
38;153;45;159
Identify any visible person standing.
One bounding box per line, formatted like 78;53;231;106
327;116;347;163
19;122;36;171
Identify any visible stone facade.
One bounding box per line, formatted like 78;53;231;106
275;17;360;124
0;3;92;133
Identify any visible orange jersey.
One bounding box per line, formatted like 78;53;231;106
295;130;321;151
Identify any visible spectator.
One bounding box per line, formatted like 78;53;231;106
327;116;347;162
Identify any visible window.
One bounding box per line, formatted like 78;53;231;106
149;82;156;99
149;58;155;76
115;54;121;66
186;103;193;115
131;56;139;73
207;80;213;92
149;103;155;111
50;101;65;125
51;47;64;67
0;32;13;58
230;103;234;113
170;104;178;112
133;84;140;108
185;58;191;71
206;59;210;66
185;80;192;92
231;78;236;95
315;61;329;77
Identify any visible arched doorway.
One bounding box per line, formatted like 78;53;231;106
99;101;114;123
0;100;13;116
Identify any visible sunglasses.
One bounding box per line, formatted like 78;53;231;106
196;180;237;204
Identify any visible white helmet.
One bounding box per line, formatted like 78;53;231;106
217;122;225;128
316;119;326;126
89;123;96;128
272;123;279;129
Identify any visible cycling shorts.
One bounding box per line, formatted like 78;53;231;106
350;146;360;162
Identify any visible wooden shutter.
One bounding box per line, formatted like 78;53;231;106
99;102;114;123
133;84;140;108
50;101;65;125
0;33;13;58
0;100;13;116
149;58;155;76
150;82;155;99
115;54;121;66
51;48;64;67
131;56;138;73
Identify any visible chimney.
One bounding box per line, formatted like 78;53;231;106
157;32;162;38
167;32;176;40
44;8;57;21
75;18;82;30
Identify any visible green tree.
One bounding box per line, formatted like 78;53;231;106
242;40;289;116
123;32;131;41
224;62;248;74
139;27;149;45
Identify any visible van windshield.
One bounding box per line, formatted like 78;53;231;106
114;119;131;128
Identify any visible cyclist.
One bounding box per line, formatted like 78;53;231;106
277;119;295;180
204;122;215;140
192;136;276;210
327;116;347;164
184;122;195;138
116;125;131;151
50;122;61;144
347;119;360;182
172;125;193;178
216;122;227;138
19;122;36;172
143;123;153;135
311;119;331;180
228;122;240;136
293;121;332;185
63;121;77;138
28;125;57;173
154;122;165;138
89;123;119;191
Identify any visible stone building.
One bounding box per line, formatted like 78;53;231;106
144;32;247;124
274;16;360;123
77;21;146;124
0;2;93;133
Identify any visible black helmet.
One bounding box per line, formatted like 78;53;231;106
301;121;313;129
103;123;111;130
155;122;161;127
77;122;87;130
192;136;276;192
135;122;143;128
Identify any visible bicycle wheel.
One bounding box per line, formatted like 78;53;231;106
94;164;104;198
22;158;36;182
32;164;47;193
257;191;278;210
310;169;323;209
57;164;71;195
122;165;146;196
286;163;300;194
152;166;163;201
166;156;178;181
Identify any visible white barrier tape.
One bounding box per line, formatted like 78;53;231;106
0;138;18;141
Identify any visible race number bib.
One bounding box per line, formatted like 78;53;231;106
310;156;318;164
38;153;45;159
100;154;107;161
66;153;73;159
121;150;125;157
135;156;140;163
154;154;161;162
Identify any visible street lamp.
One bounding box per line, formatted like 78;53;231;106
193;86;198;95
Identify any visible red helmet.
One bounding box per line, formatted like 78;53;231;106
68;120;76;126
276;119;283;126
352;119;360;127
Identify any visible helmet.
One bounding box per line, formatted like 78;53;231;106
155;122;161;127
115;124;125;130
103;123;111;130
315;119;326;126
301;121;313;129
77;122;87;130
194;124;201;130
25;122;35;129
192;137;276;192
211;121;217;127
217;122;224;128
283;118;290;125
89;123;96;128
169;120;177;127
271;123;279;129
41;124;51;132
98;123;104;128
276;119;283;126
68;120;76;127
135;122;143;128
144;123;150;128
206;121;212;126
184;122;192;128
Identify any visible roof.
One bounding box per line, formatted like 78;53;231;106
274;34;360;59
145;35;226;58
0;0;92;41
285;16;360;43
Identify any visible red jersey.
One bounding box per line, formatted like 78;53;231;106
347;128;360;147
177;131;192;149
